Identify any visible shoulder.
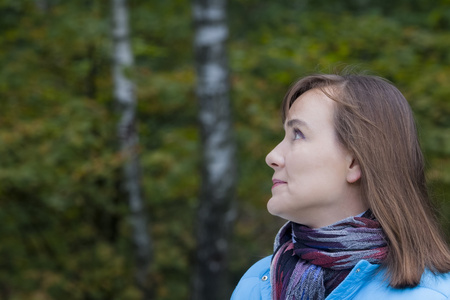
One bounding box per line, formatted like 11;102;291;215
354;265;450;300
230;256;272;300
329;260;450;300
415;270;450;298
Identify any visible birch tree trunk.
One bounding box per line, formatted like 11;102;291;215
111;0;152;299
192;0;237;299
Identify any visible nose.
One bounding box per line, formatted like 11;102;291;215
265;142;284;169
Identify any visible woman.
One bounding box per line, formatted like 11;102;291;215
231;73;450;300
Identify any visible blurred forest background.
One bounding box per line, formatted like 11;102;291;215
1;0;450;299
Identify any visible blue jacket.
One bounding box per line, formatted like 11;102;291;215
231;256;450;299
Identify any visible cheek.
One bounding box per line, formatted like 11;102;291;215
286;149;321;173
317;155;349;187
287;149;346;184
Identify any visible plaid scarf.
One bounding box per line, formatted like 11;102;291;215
271;210;387;300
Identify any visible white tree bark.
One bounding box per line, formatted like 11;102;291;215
192;0;237;299
111;0;152;298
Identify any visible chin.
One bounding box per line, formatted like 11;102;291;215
266;198;284;218
266;199;276;215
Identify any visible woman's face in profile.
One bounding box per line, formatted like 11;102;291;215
265;89;363;228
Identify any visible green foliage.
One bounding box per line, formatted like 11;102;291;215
1;0;450;299
228;0;450;292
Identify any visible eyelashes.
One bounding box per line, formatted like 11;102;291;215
293;128;305;140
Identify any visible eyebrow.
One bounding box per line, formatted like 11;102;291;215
285;119;309;129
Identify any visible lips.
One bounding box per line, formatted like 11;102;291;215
272;179;287;189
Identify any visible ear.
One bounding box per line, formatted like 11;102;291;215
346;155;361;183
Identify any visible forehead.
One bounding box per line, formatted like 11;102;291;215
285;89;336;123
283;84;339;120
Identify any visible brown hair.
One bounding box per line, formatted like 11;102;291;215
281;73;450;288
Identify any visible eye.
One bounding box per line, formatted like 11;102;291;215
293;128;305;140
